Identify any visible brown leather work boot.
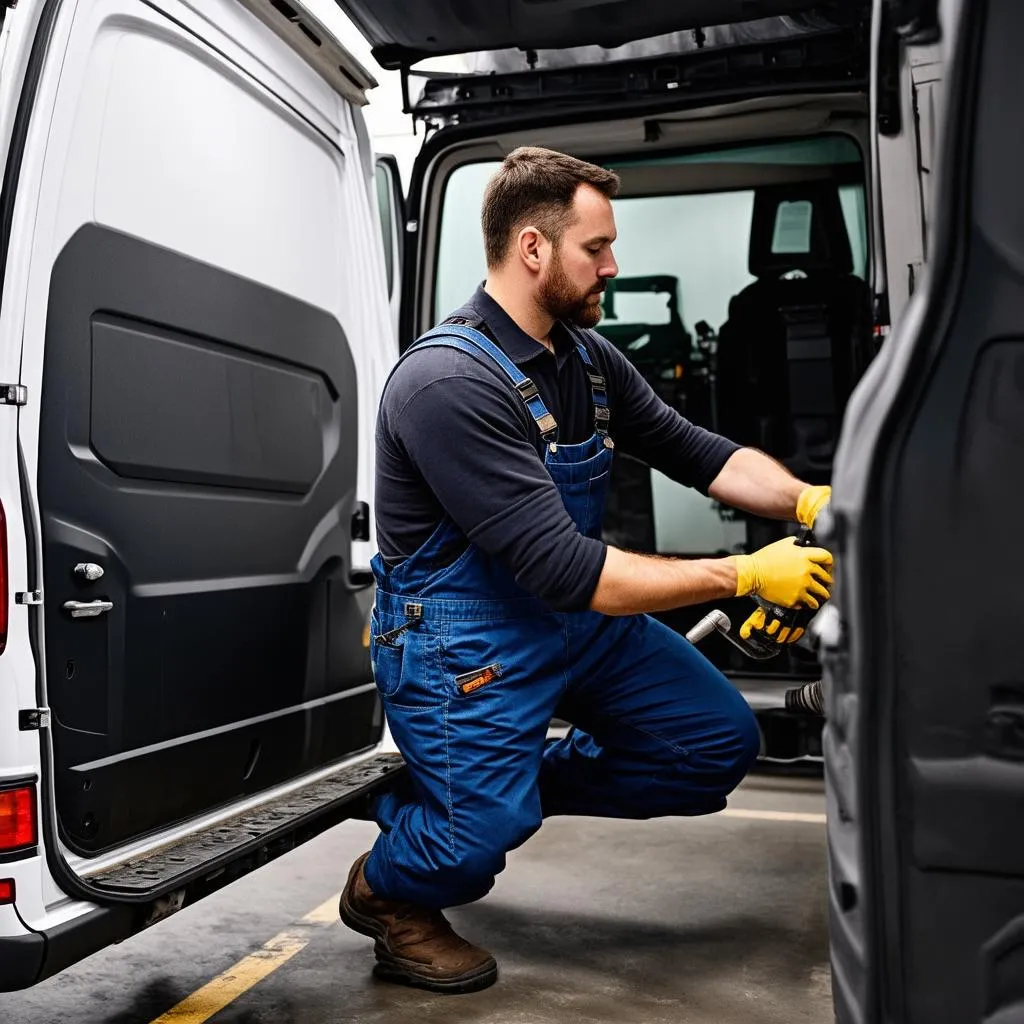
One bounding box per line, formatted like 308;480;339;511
339;851;498;994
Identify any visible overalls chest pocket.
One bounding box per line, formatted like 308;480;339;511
552;466;611;539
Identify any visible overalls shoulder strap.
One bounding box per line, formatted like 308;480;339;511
414;324;558;439
568;329;611;437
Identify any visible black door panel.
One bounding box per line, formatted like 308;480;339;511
89;317;329;493
40;225;379;855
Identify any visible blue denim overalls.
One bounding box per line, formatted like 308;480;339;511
364;325;759;909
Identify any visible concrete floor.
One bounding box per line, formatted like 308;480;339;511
2;774;832;1024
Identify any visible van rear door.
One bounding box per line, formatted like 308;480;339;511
826;1;1024;1020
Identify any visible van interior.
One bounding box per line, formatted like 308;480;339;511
400;101;874;690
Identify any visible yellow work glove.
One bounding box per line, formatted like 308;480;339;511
796;485;831;530
730;536;833;609
739;606;805;644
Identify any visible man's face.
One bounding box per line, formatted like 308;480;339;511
538;184;619;328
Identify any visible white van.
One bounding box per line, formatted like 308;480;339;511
0;0;401;990
2;2;1019;1022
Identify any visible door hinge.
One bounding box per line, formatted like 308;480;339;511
19;708;51;730
15;590;42;605
0;384;26;406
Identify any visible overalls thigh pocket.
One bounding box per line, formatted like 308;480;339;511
370;609;442;709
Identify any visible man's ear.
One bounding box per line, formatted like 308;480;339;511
516;227;545;274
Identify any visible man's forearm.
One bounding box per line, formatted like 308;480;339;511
707;447;805;521
589;546;738;616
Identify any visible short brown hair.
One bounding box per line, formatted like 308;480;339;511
481;147;620;268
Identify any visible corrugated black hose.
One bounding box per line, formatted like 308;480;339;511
784;679;825;716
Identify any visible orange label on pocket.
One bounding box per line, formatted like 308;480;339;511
456;664;501;695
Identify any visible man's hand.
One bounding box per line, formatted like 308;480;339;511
796;485;831;530
730;537;833;609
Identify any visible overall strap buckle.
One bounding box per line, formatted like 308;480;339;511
537;414;558;439
515;378;540;401
514;378;558;439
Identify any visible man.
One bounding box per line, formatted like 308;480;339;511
340;147;834;994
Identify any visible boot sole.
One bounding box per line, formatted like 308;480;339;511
372;953;498;994
339;885;498;995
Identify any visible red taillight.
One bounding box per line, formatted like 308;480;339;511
0;787;36;852
0;498;7;654
0;879;14;905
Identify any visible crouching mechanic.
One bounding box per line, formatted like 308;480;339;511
339;146;834;993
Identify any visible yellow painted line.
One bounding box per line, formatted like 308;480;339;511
150;891;342;1024
721;808;826;824
301;892;344;925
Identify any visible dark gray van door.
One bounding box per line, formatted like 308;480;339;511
39;226;379;854
826;1;1024;1021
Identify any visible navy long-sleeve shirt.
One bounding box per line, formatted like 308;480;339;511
374;286;740;611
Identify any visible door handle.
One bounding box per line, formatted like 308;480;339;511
347;569;374;591
63;600;113;619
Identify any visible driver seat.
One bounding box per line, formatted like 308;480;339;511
715;182;871;482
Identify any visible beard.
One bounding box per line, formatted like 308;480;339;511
539;254;605;328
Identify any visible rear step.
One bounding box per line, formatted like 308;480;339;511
90;752;405;897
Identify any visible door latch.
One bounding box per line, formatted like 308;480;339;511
63;599;113;619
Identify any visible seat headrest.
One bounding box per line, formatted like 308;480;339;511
748;183;854;278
